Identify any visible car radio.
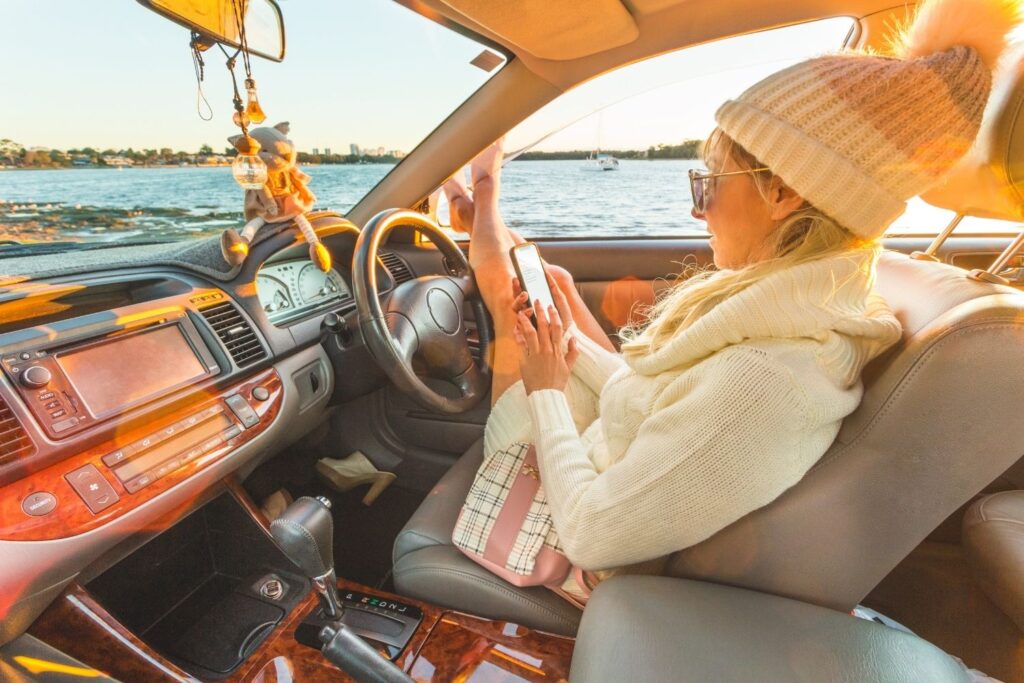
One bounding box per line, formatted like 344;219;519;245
1;314;220;439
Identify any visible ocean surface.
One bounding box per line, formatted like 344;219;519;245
0;160;1003;244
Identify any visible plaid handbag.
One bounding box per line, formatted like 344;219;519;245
452;442;572;587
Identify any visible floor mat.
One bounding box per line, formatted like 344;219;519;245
290;479;426;590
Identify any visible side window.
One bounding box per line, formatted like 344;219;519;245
492;18;855;239
888;197;1024;236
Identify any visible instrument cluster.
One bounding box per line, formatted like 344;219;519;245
256;259;351;324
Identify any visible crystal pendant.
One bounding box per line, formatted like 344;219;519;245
244;78;267;124
232;152;268;190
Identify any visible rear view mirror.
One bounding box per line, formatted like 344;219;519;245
137;0;285;61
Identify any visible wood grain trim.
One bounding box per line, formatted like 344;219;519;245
28;577;575;682
408;611;575;682
0;369;282;541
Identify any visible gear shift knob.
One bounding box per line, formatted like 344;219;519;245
271;496;342;617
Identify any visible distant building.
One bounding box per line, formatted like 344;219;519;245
350;144;360;155
324;147;331;156
312;148;320;156
389;150;405;159
102;155;134;167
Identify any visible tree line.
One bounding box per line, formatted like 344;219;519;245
516;139;702;161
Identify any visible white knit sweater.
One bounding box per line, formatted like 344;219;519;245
484;251;902;571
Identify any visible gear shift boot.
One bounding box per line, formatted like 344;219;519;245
271;495;342;617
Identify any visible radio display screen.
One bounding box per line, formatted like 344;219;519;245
57;325;210;417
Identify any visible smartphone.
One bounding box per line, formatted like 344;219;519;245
510;242;556;323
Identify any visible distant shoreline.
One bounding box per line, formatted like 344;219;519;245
0;158;698;172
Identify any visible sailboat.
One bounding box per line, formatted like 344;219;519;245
584;151;619;170
582;110;619;170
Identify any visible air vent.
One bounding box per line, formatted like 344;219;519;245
379;251;414;285
200;301;267;368
0;396;34;466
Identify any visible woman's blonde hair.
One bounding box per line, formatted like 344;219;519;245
619;128;879;356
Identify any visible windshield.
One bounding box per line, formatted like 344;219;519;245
0;1;504;248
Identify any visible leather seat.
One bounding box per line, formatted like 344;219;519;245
570;576;971;682
962;491;1024;632
392;437;582;635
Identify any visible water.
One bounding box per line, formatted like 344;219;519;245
0;160;1006;244
0;160;707;243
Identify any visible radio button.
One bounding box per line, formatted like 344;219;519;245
19;352;31;361
22;492;57;517
21;366;52;388
65;464;119;514
201;435;223;452
52;416;80;433
124;473;154;493
251;386;270;401
38;391;56;401
225;395;259;428
223;425;243;441
50;409;66;419
102;450;127;466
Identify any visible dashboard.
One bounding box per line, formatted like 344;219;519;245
256;260;351;324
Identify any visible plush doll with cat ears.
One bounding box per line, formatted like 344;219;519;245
221;121;331;271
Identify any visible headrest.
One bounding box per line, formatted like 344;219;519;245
922;46;1024;221
437;0;638;61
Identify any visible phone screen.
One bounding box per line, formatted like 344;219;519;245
512;243;556;313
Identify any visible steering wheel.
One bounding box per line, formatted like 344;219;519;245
352;209;493;414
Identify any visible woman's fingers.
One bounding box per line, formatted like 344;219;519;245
547;305;563;350
518;310;540;356
533;300;552;354
546;270;573;324
566;336;580;370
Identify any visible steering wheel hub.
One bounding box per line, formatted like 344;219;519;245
427;288;460;335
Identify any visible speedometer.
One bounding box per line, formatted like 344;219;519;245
297;264;348;305
256;274;293;315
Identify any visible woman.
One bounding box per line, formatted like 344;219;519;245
448;0;1016;591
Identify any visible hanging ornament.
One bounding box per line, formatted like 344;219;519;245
244;78;267;124
231;134;268;190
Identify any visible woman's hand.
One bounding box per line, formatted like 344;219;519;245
511;270;575;331
514;301;579;395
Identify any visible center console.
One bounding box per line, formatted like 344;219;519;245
27;487;576;682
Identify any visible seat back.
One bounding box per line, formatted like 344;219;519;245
666;251;1024;610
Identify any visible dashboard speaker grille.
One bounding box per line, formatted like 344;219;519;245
200;301;267;368
0;396;35;466
379;251;414;285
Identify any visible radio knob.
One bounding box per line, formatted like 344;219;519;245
21;366;52;388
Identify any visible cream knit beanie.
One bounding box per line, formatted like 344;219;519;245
715;0;1021;239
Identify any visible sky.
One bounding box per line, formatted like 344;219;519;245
1;1;851;154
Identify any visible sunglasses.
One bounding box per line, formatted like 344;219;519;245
688;167;770;214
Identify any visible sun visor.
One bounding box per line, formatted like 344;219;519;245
921;48;1024;221
438;0;639;61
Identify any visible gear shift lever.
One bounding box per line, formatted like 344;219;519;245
271;495;342;618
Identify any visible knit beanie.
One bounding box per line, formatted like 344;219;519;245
714;0;1020;239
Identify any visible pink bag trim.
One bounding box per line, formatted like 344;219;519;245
483;446;541;566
